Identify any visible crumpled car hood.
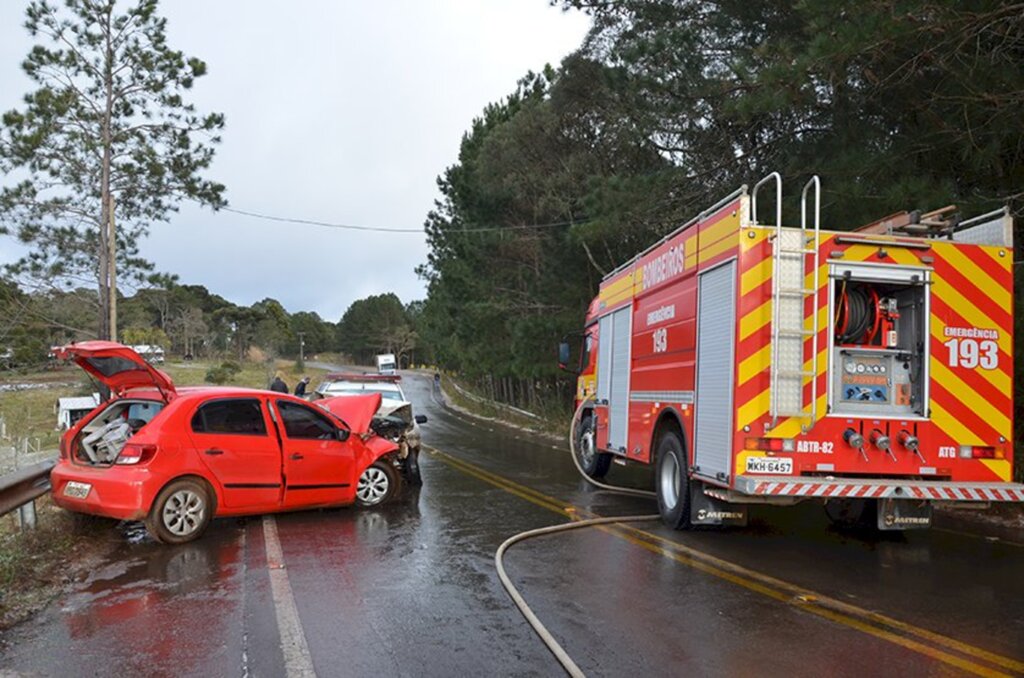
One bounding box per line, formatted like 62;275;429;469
316;393;382;434
377;400;412;424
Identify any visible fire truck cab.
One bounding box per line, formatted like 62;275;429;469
563;173;1021;530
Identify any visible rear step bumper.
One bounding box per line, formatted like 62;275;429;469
733;475;1024;501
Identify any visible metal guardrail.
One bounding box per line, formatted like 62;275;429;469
0;458;56;523
447;381;542;421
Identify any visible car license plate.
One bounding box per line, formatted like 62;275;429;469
63;481;92;499
745;457;793;475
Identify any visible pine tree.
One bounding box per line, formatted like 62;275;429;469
0;0;225;340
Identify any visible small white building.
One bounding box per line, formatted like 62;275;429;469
56;394;101;430
131;344;165;363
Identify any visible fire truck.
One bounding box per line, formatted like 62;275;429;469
560;173;1021;530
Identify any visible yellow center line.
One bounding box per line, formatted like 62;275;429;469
425;445;1022;677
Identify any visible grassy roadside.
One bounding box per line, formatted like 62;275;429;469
0;496;117;630
0;356;329;631
437;372;569;440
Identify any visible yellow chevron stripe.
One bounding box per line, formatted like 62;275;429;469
930;360;1011;437
738;344;771;385
741;258;772;296
935;244;1010;311
736;386;770;431
736;349;828;430
882;247;922;267
932;276;1010;355
930;400;985;447
767;396;828;437
739;300;771;340
979;244;1013;272
740;229;770;252
980;459;1012;482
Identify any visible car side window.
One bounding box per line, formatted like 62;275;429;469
277;400;338;440
191;399;267;436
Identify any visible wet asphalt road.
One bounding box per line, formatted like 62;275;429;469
1;372;1023;677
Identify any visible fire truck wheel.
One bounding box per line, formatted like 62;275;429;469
656;431;690;529
576;415;611;479
824;498;877;530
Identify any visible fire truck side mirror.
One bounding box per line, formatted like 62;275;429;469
557;341;573;372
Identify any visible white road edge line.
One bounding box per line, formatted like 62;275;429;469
262;515;317;678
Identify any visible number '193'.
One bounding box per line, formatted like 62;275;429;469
944;338;998;370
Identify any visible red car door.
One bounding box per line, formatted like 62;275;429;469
188;397;283;509
273;399;356;508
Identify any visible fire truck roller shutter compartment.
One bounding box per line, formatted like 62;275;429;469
694;260;737;482
829;262;930;418
595;306;632;453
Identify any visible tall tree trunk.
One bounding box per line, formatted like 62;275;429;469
99;5;115;341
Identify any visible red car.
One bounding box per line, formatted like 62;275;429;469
51;342;403;544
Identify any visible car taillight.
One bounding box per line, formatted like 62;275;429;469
116;443;158;465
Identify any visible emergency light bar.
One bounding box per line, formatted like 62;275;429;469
323;372;402;383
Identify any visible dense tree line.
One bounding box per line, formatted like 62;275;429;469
0;280;420;370
418;0;1024;419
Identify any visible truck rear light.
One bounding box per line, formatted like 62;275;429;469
116;443;157;465
962;446;999;459
744;437;795;452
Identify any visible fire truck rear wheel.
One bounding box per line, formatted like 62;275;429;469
576;415;611;479
824;498;876;530
656;431;690;530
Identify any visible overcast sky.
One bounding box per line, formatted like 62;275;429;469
0;1;590;322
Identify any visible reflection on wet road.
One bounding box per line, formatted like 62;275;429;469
1;372;1022;676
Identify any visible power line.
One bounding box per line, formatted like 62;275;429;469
219;206;582;234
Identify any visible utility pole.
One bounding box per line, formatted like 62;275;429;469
297;332;305;365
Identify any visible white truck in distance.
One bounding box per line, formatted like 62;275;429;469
376;353;397;374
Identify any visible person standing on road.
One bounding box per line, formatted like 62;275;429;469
294;376;311;397
270;372;289;393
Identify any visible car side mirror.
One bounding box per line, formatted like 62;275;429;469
336;428;350;442
415;414;427;424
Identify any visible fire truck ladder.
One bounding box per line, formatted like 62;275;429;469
752;174;822;430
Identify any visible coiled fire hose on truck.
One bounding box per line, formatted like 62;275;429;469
494;397;659;677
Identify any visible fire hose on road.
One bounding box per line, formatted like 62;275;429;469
494;397;659;677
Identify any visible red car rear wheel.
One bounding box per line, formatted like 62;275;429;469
145;478;213;544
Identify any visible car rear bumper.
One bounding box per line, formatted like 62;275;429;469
50;461;156;520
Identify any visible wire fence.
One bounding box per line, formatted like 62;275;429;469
0;429;53;476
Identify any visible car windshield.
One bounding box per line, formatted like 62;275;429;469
320;382;405;401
